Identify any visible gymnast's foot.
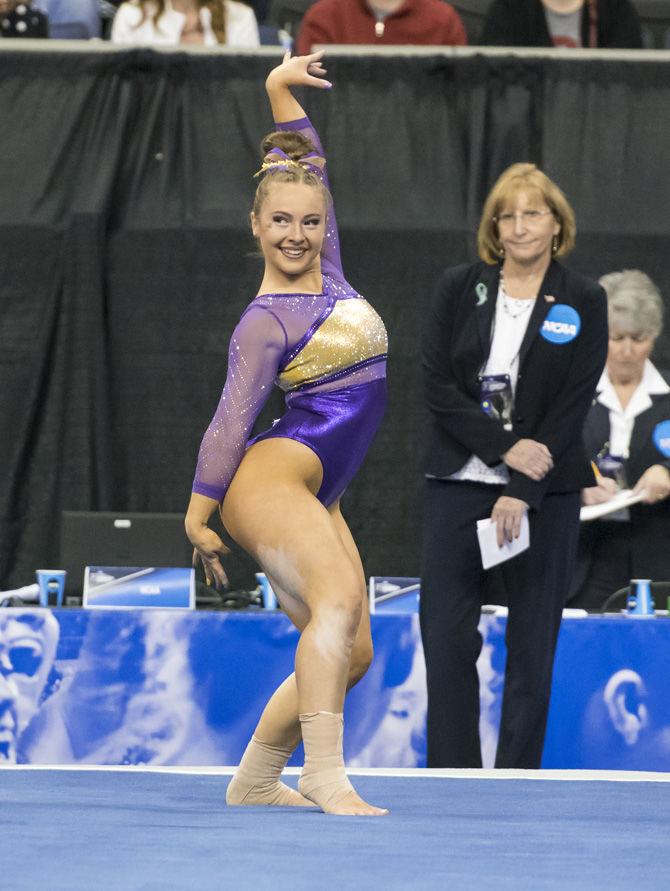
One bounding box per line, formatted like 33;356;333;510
298;711;389;816
311;788;389;817
226;735;315;807
226;774;314;807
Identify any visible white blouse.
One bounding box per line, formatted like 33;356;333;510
111;0;260;47
596;361;670;459
449;287;536;485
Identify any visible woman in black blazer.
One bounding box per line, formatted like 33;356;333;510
420;163;608;769
480;0;643;49
569;270;670;611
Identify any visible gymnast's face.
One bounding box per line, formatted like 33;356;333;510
251;182;326;281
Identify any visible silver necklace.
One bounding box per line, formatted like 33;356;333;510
500;274;536;319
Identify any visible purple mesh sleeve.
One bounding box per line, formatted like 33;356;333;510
192;306;288;502
275;115;343;281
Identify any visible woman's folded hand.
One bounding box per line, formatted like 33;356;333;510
502;438;553;481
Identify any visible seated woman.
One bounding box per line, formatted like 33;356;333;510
569;270;670;611
480;0;643;49
111;0;259;46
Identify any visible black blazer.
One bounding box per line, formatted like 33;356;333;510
421;260;608;511
572;385;670;592
479;0;643;49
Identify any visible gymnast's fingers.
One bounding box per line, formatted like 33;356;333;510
303;49;325;64
208;555;228;589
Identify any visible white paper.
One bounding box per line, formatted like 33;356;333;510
579;488;647;522
480;605;588;618
476;512;530;570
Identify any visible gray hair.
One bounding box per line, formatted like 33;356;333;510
599;269;664;339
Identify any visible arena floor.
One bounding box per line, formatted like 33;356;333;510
2;766;670;890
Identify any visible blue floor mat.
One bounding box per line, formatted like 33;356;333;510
2;771;669;890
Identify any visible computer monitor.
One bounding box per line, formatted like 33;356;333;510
60;511;192;599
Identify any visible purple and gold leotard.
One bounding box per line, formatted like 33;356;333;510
192;116;387;508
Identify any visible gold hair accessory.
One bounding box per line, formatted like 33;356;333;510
253;157;306;178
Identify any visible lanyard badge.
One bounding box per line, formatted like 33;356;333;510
478;373;513;431
596;444;626;488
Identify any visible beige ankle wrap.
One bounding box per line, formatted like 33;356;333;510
226;735;312;807
298;711;354;811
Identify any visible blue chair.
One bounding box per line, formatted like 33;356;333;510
49;21;91;38
259;23;283;45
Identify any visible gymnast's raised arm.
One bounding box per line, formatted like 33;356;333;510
264;51;342;280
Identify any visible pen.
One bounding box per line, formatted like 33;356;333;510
590;460;604;484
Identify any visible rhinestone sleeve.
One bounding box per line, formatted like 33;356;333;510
191;306;288;502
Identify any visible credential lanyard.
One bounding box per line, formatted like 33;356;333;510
478;373;514;431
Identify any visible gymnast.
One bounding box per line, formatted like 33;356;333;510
184;51;389;816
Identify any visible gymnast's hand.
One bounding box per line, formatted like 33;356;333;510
188;525;230;590
266;50;332;92
502;439;553;482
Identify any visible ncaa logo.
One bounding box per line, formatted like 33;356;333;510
540;304;581;344
652;420;670;458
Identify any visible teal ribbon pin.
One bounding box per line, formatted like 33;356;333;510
475;283;488;307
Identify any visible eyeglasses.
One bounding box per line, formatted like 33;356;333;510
494;210;554;226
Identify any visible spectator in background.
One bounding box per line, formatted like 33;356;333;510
112;0;259;46
480;0;643;49
296;0;466;55
0;0;48;36
569;271;670;611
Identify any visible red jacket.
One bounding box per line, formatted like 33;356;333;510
296;0;467;54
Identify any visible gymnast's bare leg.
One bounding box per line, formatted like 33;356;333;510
224;578;373;809
219;438;387;816
225;498;374;808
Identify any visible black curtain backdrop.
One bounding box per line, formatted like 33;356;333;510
1;48;670;590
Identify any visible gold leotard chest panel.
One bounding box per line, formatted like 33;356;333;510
278;298;388;392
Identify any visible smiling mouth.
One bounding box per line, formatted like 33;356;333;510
280;247;307;260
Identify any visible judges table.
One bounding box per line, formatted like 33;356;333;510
2;607;669;770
